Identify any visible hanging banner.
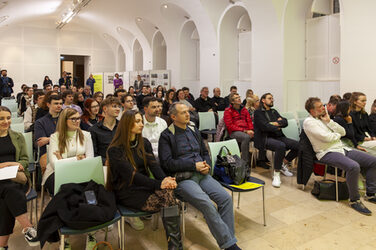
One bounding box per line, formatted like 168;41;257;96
92;73;103;93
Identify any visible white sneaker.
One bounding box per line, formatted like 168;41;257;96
124;217;144;231
280;163;293;177
272;171;281;188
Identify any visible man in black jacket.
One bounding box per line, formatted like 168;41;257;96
212;87;226;111
1;70;14;98
158;102;240;250
254;93;298;188
224;86;237;108
194;87;216;112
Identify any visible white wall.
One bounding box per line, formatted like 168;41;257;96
133;40;143;71
180;21;200;83
0;23;116;93
341;0;376;112
152;31;167;70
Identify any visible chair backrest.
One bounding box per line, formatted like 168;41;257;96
2;99;16;106
12;117;23;124
280;111;295;120
217;111;225;121
5;103;18;112
296;110;309;119
208;139;241;170
11;123;24;133
11;112;18;118
54;156;104;193
198;112;216;131
282;119;300;141
22;132;33;164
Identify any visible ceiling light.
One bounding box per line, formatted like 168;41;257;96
117;27;122;31
137;17;142;22
163;4;168;9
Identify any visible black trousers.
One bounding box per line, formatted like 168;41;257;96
44;173;55;196
0;180;27;236
265;137;299;170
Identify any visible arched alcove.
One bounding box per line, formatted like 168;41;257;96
152;31;167;70
117;45;126;72
180;21;200;82
219;6;252;91
133;39;143;71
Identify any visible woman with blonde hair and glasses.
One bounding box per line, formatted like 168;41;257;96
245;95;260;121
349;92;376;148
106;110;182;250
42;108;94;249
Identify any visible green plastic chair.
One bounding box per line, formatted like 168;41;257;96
296;110;309;119
198;112;217;141
217;111;225;121
282;119;300;141
208;139;266;226
11;123;24;133
280;111;295;120
54;156;121;250
11;112;18;118
5;103;18;112
12;117;24;124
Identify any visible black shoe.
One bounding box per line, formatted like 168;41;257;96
349;200;372;216
226;244;242;250
364;195;376;204
256;160;270;169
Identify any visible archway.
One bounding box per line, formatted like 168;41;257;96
152;31;167;70
133;39;143;71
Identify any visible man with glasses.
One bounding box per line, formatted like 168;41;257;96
254;93;299;188
224;93;254;167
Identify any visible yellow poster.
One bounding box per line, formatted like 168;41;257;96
93;74;103;93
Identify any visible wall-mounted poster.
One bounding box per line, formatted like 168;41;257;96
92;73;103;93
150;70;171;89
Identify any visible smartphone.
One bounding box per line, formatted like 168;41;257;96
84;190;97;205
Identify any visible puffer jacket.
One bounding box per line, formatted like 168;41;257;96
223;105;254;135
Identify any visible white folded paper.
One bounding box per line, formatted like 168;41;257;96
0;165;19;180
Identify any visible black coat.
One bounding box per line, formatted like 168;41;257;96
369;113;376;136
253;107;287;150
350;110;375;142
37;181;117;247
297;130;316;185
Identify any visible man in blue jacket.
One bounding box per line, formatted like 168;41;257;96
158;102;241;250
1;70;14;98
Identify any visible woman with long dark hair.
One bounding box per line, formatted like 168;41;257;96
0;106;39;248
106;110;182;249
80;98;103;131
162;89;175;116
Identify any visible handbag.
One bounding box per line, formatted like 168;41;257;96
11;171;28;185
311;179;349;200
214;146;248;185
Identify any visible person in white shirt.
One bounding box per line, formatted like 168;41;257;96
24;91;45;132
303;97;376;216
142;96;167;158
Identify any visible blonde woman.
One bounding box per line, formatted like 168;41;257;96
245;95;259;121
42;108;94;249
242;89;254;105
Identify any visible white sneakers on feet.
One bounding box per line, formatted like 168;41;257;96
272;171;281;188
280;163;293;177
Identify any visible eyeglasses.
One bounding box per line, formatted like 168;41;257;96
91;105;99;108
67;118;81;122
125;100;133;103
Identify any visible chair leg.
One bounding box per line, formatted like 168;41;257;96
33;198;38;224
335;167;339;202
152;213;159;231
122;217;125;250
181;202;185;240
271;152;275;180
237;192;240;209
40;185;45;215
262;186;266;226
117;221;122;250
60;235;65;250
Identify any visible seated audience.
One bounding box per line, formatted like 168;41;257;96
370;99;376;135
35;91;58;121
16;84;27;107
81;98;103;131
182;87;195;106
52;85;59;92
142;97;167;159
194;87;216;112
43;84;52;93
0;106;39;248
349;92;376;148
128;86;137;99
156;85;164;98
107;110;181;247
343;92;352;101
212;87;226;111
137;86;152;111
34;94;63;173
32;84;38;92
19;87;33;116
326;95;341;118
304;97;376;215
245;95;260;121
224;93;254;166
24;91;45;132
159;102;240;250
59;85;67;94
114;89;127;101
162;89;175;116
224;86;237;108
242;89;254;106
62;90;82;115
89;97;121;164
254;93;298;187
83;86;92;100
156;90;164;99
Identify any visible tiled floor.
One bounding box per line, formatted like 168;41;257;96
8;166;376;250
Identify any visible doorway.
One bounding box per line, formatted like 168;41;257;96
60;55;90;87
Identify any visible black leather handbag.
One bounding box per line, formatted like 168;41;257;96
215;146;248;185
311;179;349;200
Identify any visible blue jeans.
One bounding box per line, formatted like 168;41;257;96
175;174;237;249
